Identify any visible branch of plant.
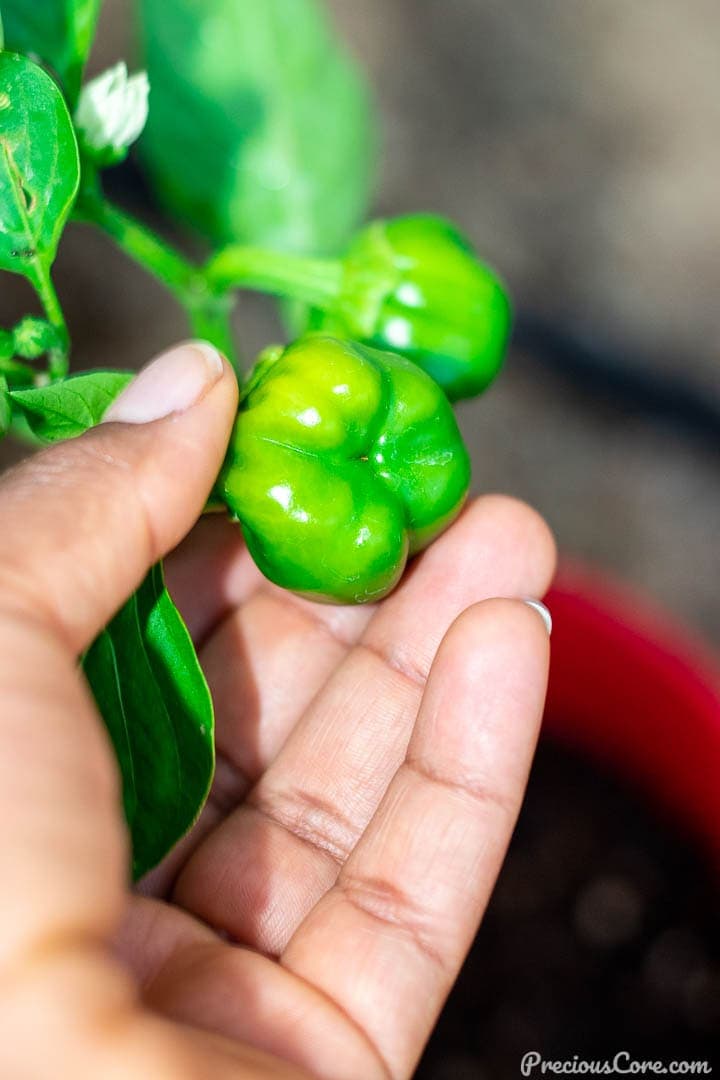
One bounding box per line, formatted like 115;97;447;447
71;170;239;367
73;180;201;298
204;245;343;307
186;294;238;363
73;184;344;311
3;129;72;379
25;261;70;380
71;167;345;373
0;355;37;384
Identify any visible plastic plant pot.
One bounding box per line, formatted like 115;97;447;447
543;561;720;868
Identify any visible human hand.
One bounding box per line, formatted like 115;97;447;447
0;343;555;1079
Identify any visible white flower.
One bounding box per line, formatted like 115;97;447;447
75;62;149;163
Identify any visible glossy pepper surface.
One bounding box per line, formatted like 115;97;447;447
220;335;471;604
307;214;512;402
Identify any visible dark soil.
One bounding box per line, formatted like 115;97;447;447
417;739;720;1079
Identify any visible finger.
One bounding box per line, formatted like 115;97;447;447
139;588;376;897
282;598;550;1079
0;342;237;653
199;588;375;809
164;515;265;645
0;618;240;1080
166;510;377;809
114;896;218;986
176;497;549;821
173;497;556;951
140;567;375;898
0;606;127;974
165;514;373;652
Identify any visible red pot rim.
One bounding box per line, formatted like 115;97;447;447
543;561;720;863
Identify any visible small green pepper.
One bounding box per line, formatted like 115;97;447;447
220;335;471;604
307;214;512;402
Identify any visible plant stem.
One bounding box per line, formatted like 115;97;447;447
205;245;343;307
0;356;36;384
74;182;240;367
73;174;344;373
74;186;201;299
187;295;238;361
27;264;70;379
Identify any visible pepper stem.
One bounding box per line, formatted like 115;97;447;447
205;245;343;308
73;173;239;367
74;175;201;298
186;295;238;364
72;169;345;374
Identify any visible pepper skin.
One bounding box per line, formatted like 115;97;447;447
220;335;471;604
308;214;512;402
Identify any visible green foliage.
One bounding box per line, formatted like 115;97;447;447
0;376;11;437
138;0;375;253
9;370;133;441
83;564;215;879
1;0;103;102
0;328;12;360
0;52;80;283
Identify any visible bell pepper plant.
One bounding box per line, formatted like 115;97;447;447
0;0;510;877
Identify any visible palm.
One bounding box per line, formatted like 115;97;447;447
117;497;555;1080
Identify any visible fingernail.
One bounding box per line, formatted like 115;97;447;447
103;342;224;424
523;598;553;636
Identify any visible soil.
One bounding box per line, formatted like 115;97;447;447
418;740;720;1078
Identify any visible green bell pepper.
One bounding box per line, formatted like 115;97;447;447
220;335;471;604
307;214;512;402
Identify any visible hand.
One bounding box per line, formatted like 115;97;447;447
0;343;555;1079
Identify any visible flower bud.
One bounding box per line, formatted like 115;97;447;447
12;316;60;359
75;62;149;166
310;215;511;401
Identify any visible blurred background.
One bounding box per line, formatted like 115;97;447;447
2;1;719;1075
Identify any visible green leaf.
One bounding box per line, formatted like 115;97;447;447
1;0;103;102
0;52;80;283
0;376;11;437
0;328;12;361
138;0;376;253
83;564;215;879
9;370;133;442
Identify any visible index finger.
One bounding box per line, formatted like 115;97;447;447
281;598;551;1079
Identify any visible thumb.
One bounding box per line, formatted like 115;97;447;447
0;341;238;652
